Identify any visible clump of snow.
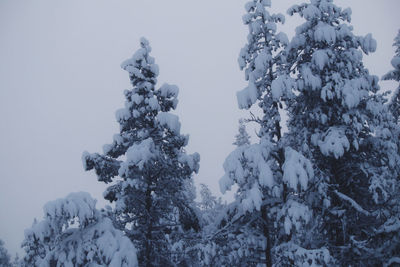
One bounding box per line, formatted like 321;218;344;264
276;32;289;46
115;108;131;122
221;143;273;191
253;50;272;80
237;82;258;109
391;56;400;70
159;83;179;98
261;0;271;7
219;174;235;194
157;112;181;134
341;78;369;109
82;151;90;171
314;22;336;44
282;147;314;191
279;200;311;235
119;138;157;174
271;75;295;100
336;24;352;40
301;66;321;90
312;49;329;70
178;152;200;173
360;33;377;54
132;93;144;105
147;97;160;111
244;1;256;12
302;4;321;20
318;127;349;159
220;139;275;212
44;192;97;226
241;183;263;212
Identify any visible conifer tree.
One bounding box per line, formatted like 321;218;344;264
217;1;334;266
285;0;400;265
82;38;200;266
383;30;400;123
233;119;251;147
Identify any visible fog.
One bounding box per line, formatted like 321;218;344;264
0;0;399;256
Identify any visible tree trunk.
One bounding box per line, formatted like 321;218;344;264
262;208;272;267
145;185;153;267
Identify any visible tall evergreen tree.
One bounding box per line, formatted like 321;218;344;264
383;29;400;124
82;38;200;266
217;1;334;266
285;0;400;265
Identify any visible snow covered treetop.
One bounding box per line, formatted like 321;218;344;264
288;0;376;55
237;0;288;110
121;37;159;86
288;0;351;23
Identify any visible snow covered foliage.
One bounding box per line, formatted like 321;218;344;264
237;0;291;140
21;192;137;267
82;38;200;266
383;30;400;123
0;239;12;267
233;119;251;147
215;2;329;266
282;147;313;191
285;0;400;265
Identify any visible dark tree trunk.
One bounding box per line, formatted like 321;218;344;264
145;184;153;267
262;208;272;267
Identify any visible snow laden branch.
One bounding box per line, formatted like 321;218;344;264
21;192;138;267
334;190;370;216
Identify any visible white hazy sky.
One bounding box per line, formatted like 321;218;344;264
0;0;399;257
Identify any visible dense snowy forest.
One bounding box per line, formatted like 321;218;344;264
1;0;400;266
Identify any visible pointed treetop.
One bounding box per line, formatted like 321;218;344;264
121;37;159;86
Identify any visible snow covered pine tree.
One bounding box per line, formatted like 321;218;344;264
82;38;200;267
21;192;138;266
216;0;333;265
285;0;400;265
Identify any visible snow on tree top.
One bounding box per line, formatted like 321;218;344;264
120;37;159;85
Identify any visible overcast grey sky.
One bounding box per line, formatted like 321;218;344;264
1;0;399;257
